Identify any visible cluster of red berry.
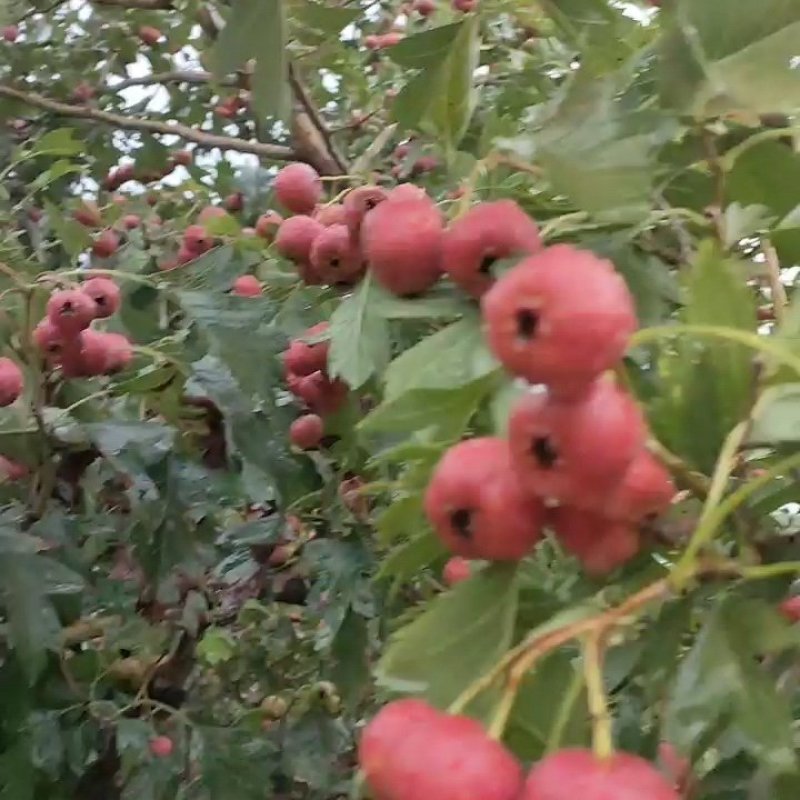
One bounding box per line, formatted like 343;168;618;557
360;698;680;800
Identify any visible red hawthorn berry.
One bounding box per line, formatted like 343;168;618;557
550;506;641;575
138;26;162;46
310;224;366;286
442;200;542;298
116;163;136;184
452;0;477;10
275;213;325;262
46;289;97;337
779;596;800;623
388;183;429;203
149;736;173;758
343;186;388;240
0;358;23;406
75;329;113;376
177;245;197;265
413;0;436;16
522;749;679;800
377;32;404;48
72;81;95;103
443;556;471;586
2;24;19;42
0;455;28;481
360;700;523;800
283;322;330;377
314;203;347;227
605;450;675;522
224;192;244;212
291;370;348;415
33;319;66;360
364;34;380;50
81;277;121;318
424;437;545;561
173;149;192;167
361;198;443;296
103;332;133;372
481;245;637;398
290;414;324;450
255;210;283;241
73;200;102;228
339;476;368;516
232;275;262;297
121;213;141;230
183;224;213;254
274;162;323;215
657;742;695;796
411;155;438;175
92;229;120;258
197;205;227;226
507;378;646;508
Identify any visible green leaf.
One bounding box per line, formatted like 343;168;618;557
328;274;392;390
197;627;237;666
329;610;370;708
29;128;83;156
159;245;242;292
376;563;519;713
44;200;91;259
748;384;800;445
384;315;497;400
377;531;447;581
294;1;361;36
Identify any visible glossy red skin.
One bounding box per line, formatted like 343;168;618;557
388;183;429;203
482;245;637;398
523;749;679;800
275;215;324;263
149;736;173;758
0;455;28;481
343;186;388;239
81;277;121;318
779;596;800;623
508;378;645;508
255;211;283;240
425;437;545;560
294;371;348;415
605;450;675;522
290;414;324;449
0;358;23;406
274;163;322;215
550;506;640;575
443;556;471;586
47;290;97;337
33;319;66;359
92;230;120;258
232;275;262;297
314;203;347;227
224;192;244;212
283;322;330;377
362;199;443;296
310;224;366;285
360;700;523;800
183;224;213;254
442;201;541;298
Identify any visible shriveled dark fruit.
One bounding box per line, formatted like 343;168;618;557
482;245;637;399
779;596;800;623
274;162;323;215
232;275;262;297
314;203;347;227
361;198;443;296
424;437;545;560
522;749;679;800
550;506;640;575
0;455;28;481
283;322;330;377
255;211;283;240
605;450;675;522
508;378;645;508
0;358;23;406
360;699;523;800
343;186;388;239
310;224;366;285
275;214;325;264
290;414;325;450
81;277;121;318
442;200;541;298
443;556;471;586
47;289;97;337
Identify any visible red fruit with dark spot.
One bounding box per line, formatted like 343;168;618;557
103;333;133;372
310;224;366;285
47;289;97;337
255;211;283;240
224;192;244;212
283;322;330;377
522;749;679;800
550;506;640;575
424;437;545;561
779;596;800;623
605;450;675;522
508;378;645;508
232;275;262;297
314;203;347;227
274;163;322;215
174;149;192;167
343;186;388;240
92;229;120;258
361;199;443;296
442;200;541;298
3;24;19;42
183;224;213;254
33;319;66;360
0;358;23;406
73;201;102;228
121;214;141;230
482;245;637;398
138;26;162;46
81;277;121;318
360;699;523;800
290;414;324;450
443;556;471;586
275;214;325;263
0;455;28;481
149;736;173;758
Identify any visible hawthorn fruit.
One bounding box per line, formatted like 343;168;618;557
452;0;477;9
283;322;330;377
0;358;23;406
81;277;121;318
33;319;66;360
314;203;347;227
605;450;675;522
343;186;388;239
121;213;141;230
290;414;325;450
310;223;366;285
275;214;325;265
183;224;213;254
91;229;120;258
232;275;262;297
224;192;244;212
138;26;162;46
46;289;97;337
73;200;102;228
149;736;173;758
443;556;471;586
274;162;322;215
255;211;283;241
2;24;19;42
413;0;436;16
779;596;800;623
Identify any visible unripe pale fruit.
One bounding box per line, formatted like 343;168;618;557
255;210;283;240
442;201;541;298
103;333;133;372
425;437;545;560
275;214;325;264
482;245;636;398
314;203;347;227
0;455;28;481
92;229;120;258
780;596;800;623
121;214;141;230
310;224;366;286
0;358;23;406
33;319;66;360
149;736;173;758
290;414;324;450
283;322;330;377
550;506;640;575
605;450;675;522
138;26;162;46
343;186;388;240
81;277;121;318
361;198;443;296
47;290;97;337
360;699;523;800
508;378;645;509
232;275;262;297
274;163;322;215
522;749;679;800
443;556;471;586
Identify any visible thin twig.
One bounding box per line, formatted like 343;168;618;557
762;240;788;327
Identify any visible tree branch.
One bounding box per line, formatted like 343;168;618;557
0;84;294;161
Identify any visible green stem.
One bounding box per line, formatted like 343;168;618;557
546;666;585;753
583;635;613;761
